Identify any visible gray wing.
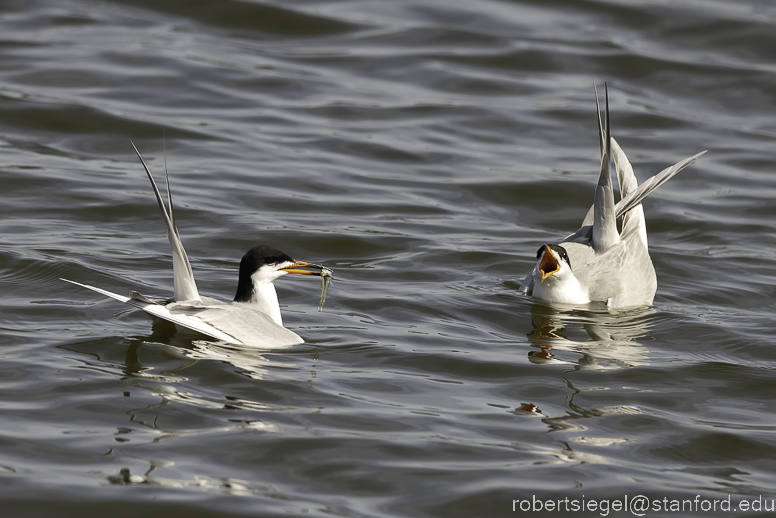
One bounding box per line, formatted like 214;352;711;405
575;135;636;237
611;137;647;247
591;84;619;254
573;145;706;242
568;86;620;249
576;225;657;307
131;142;201;303
560;240;596;272
562;223;592;246
170;303;304;348
61;278;239;344
611;137;638;197
614;149;707;220
64;278;304;348
520;270;535;295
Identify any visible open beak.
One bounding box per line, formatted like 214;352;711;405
281;261;333;277
539;245;560;281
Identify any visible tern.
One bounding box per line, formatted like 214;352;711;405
521;85;706;307
63;144;332;348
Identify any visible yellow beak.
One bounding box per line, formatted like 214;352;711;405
280;261;329;276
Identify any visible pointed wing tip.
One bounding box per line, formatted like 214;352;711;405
129;139;142;157
683;150;708;166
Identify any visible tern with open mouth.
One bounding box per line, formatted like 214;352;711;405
521;85;706;307
63;143;332;348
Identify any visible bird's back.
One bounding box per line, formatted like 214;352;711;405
566;225;656;307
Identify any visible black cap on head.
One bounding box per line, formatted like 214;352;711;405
240;245;294;272
233;245;294;302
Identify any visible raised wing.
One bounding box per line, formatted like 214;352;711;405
611;137;637;197
614;149;707;219
591;83;619;255
130;142;201;303
576;145;706;236
610;137;647;247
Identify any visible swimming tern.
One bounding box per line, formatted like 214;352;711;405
63;143;332;348
521;85;706;307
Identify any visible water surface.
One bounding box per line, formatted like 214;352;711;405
1;1;776;516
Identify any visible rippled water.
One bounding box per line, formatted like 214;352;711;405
2;1;776;516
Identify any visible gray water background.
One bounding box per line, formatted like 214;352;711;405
1;0;776;516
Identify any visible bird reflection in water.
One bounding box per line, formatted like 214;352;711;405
120;318;305;382
526;301;654;370
105;326;310;489
512;302;654;462
107;457;273;495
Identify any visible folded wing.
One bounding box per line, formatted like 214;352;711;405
61;279;304;348
62;278;235;342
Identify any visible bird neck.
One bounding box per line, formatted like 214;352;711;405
233;280;283;326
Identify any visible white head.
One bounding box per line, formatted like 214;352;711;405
531;244;590;305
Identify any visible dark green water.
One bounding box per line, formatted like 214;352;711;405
1;1;775;517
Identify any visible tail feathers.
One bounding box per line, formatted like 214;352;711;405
61;278;131;304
